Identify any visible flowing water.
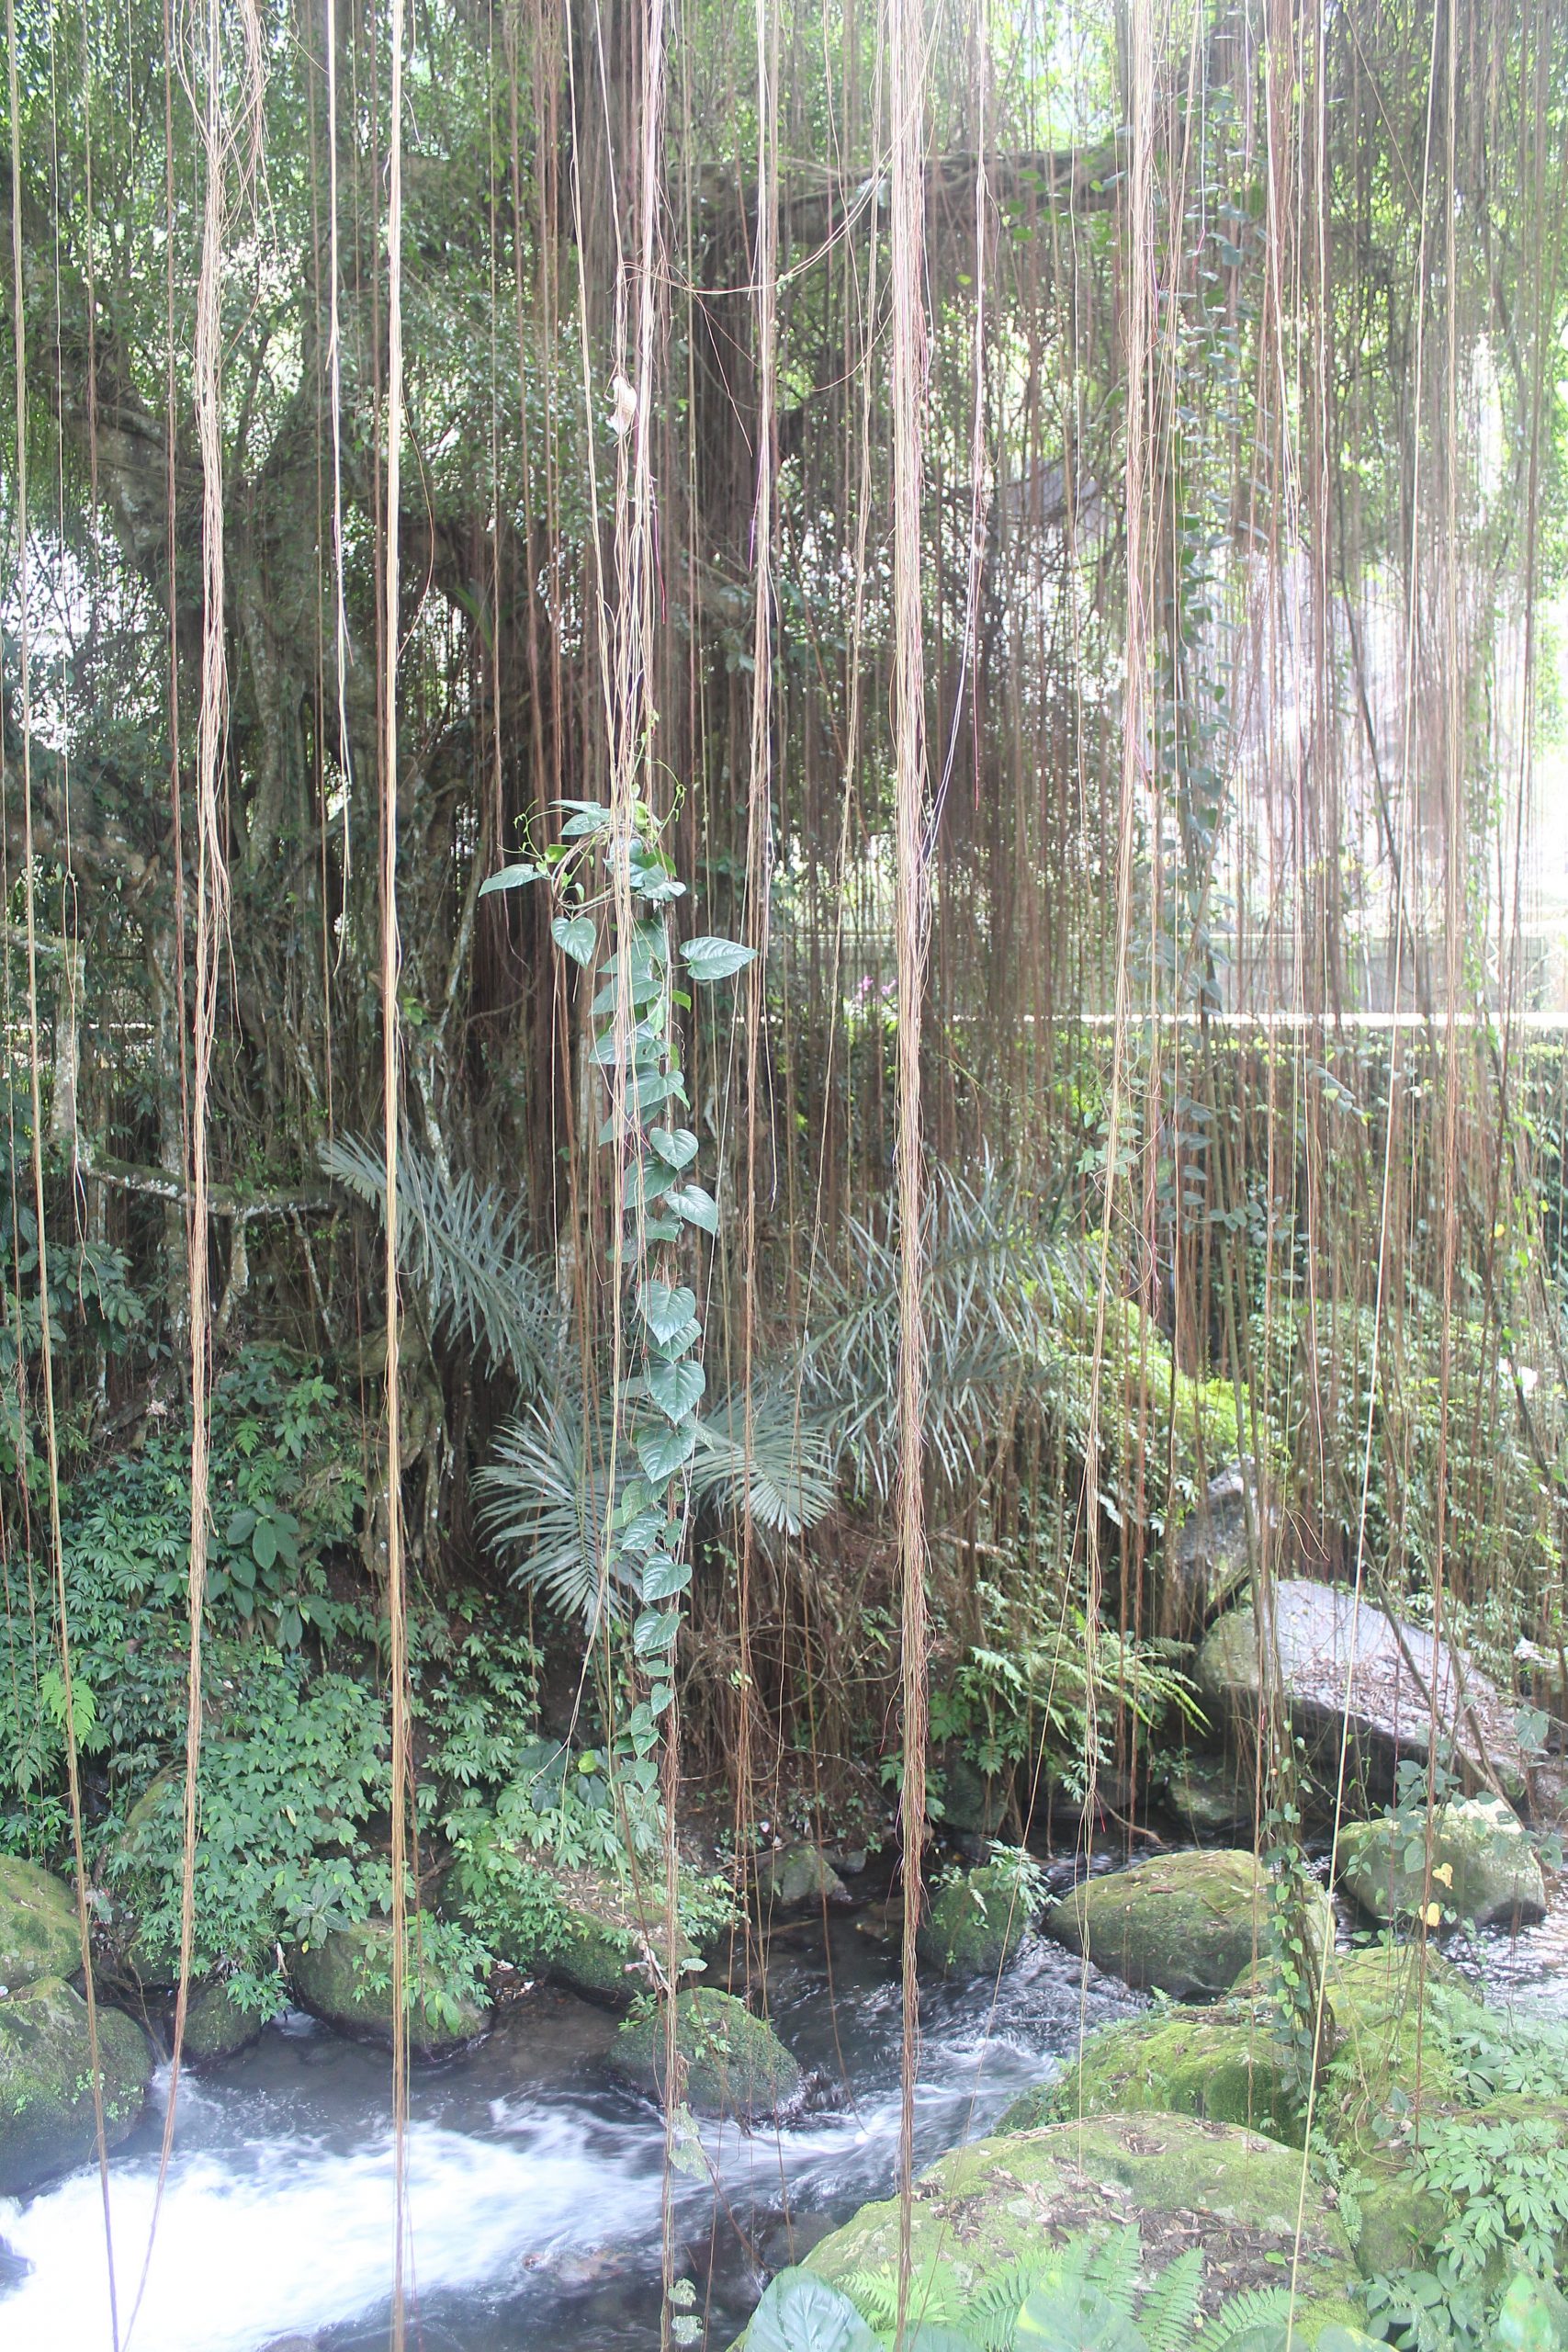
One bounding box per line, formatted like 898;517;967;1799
0;1900;1142;2352
6;1881;1567;2352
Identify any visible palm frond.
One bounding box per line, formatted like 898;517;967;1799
690;1385;837;1535
321;1132;560;1389
801;1157;1089;1500
473;1404;639;1627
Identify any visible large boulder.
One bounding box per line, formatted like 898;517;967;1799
0;1978;153;2193
451;1838;704;2006
918;1860;1043;1980
791;2113;1361;2341
1198;1581;1528;1806
288;1920;487;2059
999;1997;1307;2145
1337;1796;1547;1929
614;1987;802;2121
754;1844;847;1909
1163;1463;1269;1637
0;1855;81;1990
1045;1849;1325;1999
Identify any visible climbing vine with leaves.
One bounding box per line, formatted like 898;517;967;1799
482;795;753;1778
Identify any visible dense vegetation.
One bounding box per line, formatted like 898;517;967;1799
6;0;1568;2340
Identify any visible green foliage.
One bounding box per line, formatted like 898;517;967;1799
445;1737;732;1968
800;1160;1088;1502
103;1649;390;2015
929;1585;1203;1804
409;1606;543;1808
1256;1299;1560;1611
1049;1297;1250;1543
479;793;765;1793
320;1131;561;1388
0;1350;367;1846
811;2224;1293;2352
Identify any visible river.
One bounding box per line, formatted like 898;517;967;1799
2;1883;1562;2352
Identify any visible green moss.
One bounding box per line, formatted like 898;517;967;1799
182;1977;265;2065
0;1854;81;1990
451;1839;699;2006
288;1919;487;2059
918;1862;1040;1980
615;1988;803;2120
1047;1850;1298;1998
0;1977;152;2194
1002;1999;1307;2143
801;2113;1360;2344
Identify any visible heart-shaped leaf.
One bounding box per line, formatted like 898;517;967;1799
552;913;597;966
668;1183;719;1234
479;861;544;895
647;1358;705;1420
681;934;757;983
641;1553;693;1601
640;1282;698;1344
637;1419;699;1483
649;1126;699;1170
633;1607;681;1657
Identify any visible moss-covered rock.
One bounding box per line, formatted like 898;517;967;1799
0;1854;81;1991
452;1840;701;2006
182;1976;266;2066
0;1978;153;2193
1160;1754;1254;1841
1000;1998;1307;2144
794;2113;1361;2343
1046;1850;1317;1999
1314;1944;1477;2154
1162;1464;1268;1639
288;1920;486;2059
936;1751;1010;1838
1338;1798;1546;1930
614;1987;803;2120
918;1861;1042;1979
755;1844;847;1908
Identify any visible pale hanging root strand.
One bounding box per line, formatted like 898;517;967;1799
1075;0;1156;2060
887;0;931;2315
6;11;119;2343
121;0;248;2321
383;0;412;2329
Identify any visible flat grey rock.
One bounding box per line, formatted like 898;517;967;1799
1198;1579;1528;1804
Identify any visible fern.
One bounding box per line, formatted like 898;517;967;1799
1084;2230;1146;2317
321;1132;559;1387
1197;2286;1294;2352
1136;2252;1205;2352
963;2264;1051;2352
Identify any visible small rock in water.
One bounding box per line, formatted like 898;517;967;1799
754;1842;848;1908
